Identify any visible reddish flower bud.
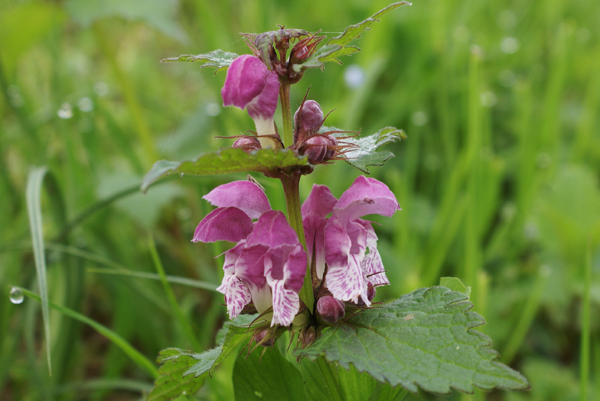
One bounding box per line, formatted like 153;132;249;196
301;134;337;164
294;100;323;143
289;35;324;65
232;136;261;152
317;295;345;324
253;329;275;347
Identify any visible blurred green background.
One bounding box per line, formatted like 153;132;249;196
1;0;599;400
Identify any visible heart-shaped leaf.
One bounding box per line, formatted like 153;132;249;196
295;287;529;394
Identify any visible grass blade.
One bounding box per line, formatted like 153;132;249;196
148;233;202;349
25;166;52;375
18;287;159;379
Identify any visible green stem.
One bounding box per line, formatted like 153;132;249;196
281;175;314;312
279;83;293;148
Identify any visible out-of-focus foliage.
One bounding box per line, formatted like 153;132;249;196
1;0;598;400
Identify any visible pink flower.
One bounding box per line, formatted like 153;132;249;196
193;180;306;326
221;55;281;148
302;176;400;306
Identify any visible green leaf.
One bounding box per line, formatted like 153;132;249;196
297;357;404;401
323;1;411;64
233;347;305;401
330;126;406;174
147;349;205;401
440;277;471;297
295;2;410;71
146;319;256;400
141;148;310;192
185;325;254;377
294;287;530;394
161;49;239;73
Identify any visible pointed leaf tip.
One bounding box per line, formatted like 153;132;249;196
295;286;530;394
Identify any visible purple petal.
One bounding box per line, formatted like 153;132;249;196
324;218;351;268
217;275;252;319
192;207;254;243
203;181;271;220
303;214;328;279
301;184;337;218
220;241;272;314
246;71;280;121
362;247;389;286
268;279;300;327
326;252;369;305
221;55;280;122
236;244;268;295
263;244;306;326
246;210;299;248
334;176;401;222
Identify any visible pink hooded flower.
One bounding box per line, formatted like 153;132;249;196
302;176;400;306
193;180;306;326
221;55;281;148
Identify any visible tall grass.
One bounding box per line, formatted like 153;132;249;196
1;0;598;399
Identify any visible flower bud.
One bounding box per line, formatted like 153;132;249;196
301;134;337;164
253;329;275;347
232;136;261;152
295;100;323;134
317;295;345;324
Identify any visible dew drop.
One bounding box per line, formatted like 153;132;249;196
57;103;73;119
500;37;520;54
411;110;428;126
94;81;109;97
77;97;93;112
480;91;497;107
205;102;221;116
9;287;24;304
344;64;365;89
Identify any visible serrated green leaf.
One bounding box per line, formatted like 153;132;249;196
147;319;256;399
329;126;405;174
161;49;239;73
233;347;305;401
185;325;253;377
141;148;310;192
322;2;411;64
294;287;529;394
440;277;471;297
147;349;205;401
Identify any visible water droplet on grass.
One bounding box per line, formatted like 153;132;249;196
9;287;24;304
57;103;73;119
206;102;220;116
78;97;93;112
500;37;520;54
94;82;109;96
